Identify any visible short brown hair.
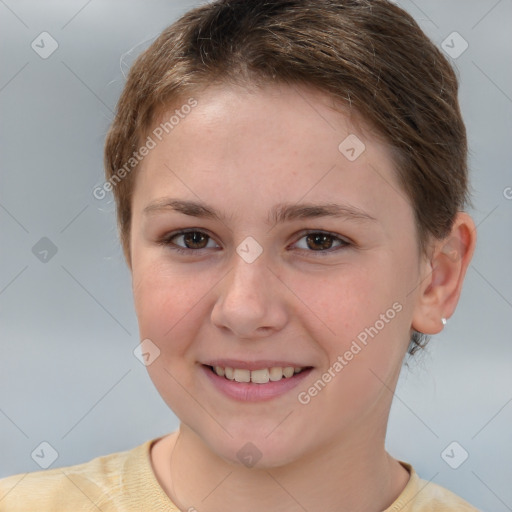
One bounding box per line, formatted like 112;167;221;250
104;0;470;353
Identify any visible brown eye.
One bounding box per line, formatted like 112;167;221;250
163;230;219;252
181;231;209;249
305;233;336;251
293;231;349;253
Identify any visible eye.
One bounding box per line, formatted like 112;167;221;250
158;229;350;256
160;229;220;253
291;231;350;253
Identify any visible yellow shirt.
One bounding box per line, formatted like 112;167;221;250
0;438;480;511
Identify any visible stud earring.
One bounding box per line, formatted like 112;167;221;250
441;317;447;326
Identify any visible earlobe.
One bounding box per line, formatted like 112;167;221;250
411;212;477;336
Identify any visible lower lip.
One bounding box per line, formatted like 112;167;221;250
200;365;313;402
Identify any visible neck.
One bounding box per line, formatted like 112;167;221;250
151;420;409;512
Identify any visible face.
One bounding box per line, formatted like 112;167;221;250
130;83;424;467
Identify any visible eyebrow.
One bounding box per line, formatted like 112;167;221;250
143;198;377;224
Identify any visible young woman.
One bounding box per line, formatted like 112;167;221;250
0;1;479;510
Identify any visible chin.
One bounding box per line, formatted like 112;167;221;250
201;424;311;470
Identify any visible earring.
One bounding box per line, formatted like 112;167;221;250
441;317;447;326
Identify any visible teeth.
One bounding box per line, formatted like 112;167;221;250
251;368;269;384
212;365;305;384
233;369;250;383
269;367;283;381
282;367;294;378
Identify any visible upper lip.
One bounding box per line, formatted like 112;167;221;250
202;359;312;371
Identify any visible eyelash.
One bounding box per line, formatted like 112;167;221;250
158;228;351;256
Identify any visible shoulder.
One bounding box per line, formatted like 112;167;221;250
0;439;158;512
386;462;481;512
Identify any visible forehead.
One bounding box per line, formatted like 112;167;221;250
133;83;412;226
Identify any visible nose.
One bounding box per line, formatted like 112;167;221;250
211;254;288;339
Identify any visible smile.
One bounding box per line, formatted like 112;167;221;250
201;360;314;401
210;365;306;384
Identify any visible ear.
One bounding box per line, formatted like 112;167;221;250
412;212;477;335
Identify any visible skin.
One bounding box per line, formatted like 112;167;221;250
128;83;476;512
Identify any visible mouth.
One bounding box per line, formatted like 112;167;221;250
200;362;313;402
206;364;309;384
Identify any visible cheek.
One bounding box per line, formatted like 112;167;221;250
286;263;399;341
293;269;407;425
132;263;203;348
132;266;203;402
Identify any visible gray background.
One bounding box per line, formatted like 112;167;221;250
1;0;511;510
